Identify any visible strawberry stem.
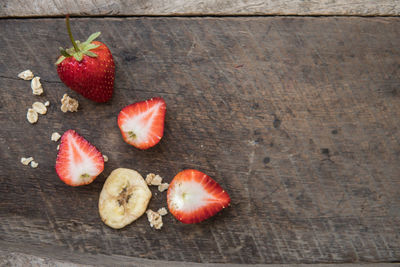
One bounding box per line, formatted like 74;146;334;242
66;15;80;52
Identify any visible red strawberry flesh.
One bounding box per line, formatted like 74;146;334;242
167;169;230;224
118;97;166;150
55;130;104;186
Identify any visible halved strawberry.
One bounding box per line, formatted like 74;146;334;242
55;130;104;186
167;169;230;224
117;97;166;150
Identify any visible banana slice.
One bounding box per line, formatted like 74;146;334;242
99;168;152;229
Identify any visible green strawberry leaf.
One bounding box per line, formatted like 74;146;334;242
55;56;66;65
59;48;71;57
58;16;102;64
73;52;83;61
83;32;101;45
84;43;100;50
83;51;98;57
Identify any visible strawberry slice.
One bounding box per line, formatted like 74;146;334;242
55;130;104;186
167;169;230;224
117;97;166;150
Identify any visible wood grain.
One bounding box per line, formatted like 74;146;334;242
1;249;400;267
1;0;400;17
0;17;399;264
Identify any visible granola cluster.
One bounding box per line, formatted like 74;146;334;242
146;208;168;230
146;173;169;192
61;94;79;113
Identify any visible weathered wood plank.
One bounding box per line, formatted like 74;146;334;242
2;249;400;267
1;0;400;17
0;17;399;264
1;248;399;267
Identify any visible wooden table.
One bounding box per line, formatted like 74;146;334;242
0;17;399;266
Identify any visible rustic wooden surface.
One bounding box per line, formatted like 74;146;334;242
0;17;399;265
1;0;400;17
1;251;399;267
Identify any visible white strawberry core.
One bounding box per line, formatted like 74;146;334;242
170;181;213;212
69;138;100;183
121;102;163;144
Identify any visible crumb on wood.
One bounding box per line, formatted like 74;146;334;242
21;157;34;165
51;132;61;142
18;70;34;80
60;94;79;113
145;173;163;186
157;207;168;216
27;108;38;124
30;161;38;168
146;209;163;230
32;102;47;115
31;77;43;95
158;183;169;192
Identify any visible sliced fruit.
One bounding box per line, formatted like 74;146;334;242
118;97;166;150
167;169;230;224
55;130;104;186
99;168;152;229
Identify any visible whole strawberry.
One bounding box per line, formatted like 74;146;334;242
56;15;115;103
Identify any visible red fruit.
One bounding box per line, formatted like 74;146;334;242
55;130;104;186
118;97;166;150
56;16;115;103
167;169;230;224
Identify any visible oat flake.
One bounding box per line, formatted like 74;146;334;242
51;132;61;142
31;77;44;95
18;70;34;80
21;157;34;165
32;102;47;115
27;108;38;124
158;183;169;192
30;161;39;168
